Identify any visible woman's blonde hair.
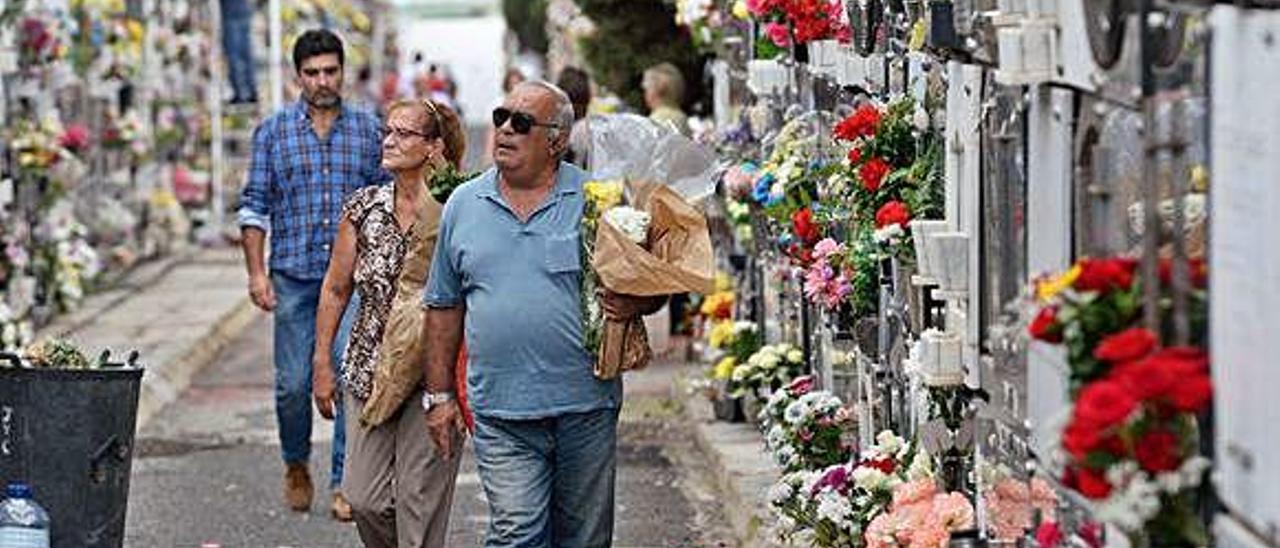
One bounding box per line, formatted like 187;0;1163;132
386;99;466;169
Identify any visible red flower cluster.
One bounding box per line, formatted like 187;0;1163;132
1060;328;1212;498
787;0;849;44
858;157;890;192
59;124;91;153
835;104;881;141
1073;257;1138;292
847;146;862;165
875;201;911;229
792;207;821;244
1028;307;1062;343
862;456;896;474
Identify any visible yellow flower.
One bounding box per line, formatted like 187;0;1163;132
1036;264;1082;302
708;320;735;349
714;272;733;293
1190;165;1209;193
713;356;736;380
732;0;750;20
584;180;624;212
908;19;927;51
699;291;735;319
126;20;144;44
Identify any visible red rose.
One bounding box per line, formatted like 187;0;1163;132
1112;347;1209;404
1168;374;1213;413
1158;257;1208;289
862;457;896;474
792;207;821;244
1072;379;1137;429
874;200;911;229
1073;258;1138;293
834;104;881;141
1110;358;1179;402
1028;307;1063;343
1061;421;1103;459
1073;467;1113;500
858;157;890;192
1035;522;1065;548
1134;429;1182;473
847;146;862;165
1093;327;1158;364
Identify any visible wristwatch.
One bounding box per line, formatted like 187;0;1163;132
421;390;456;413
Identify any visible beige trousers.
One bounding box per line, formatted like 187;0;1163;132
343;389;462;548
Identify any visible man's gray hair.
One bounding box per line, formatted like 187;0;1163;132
516;80;576;144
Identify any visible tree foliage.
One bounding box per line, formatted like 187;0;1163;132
574;0;705;112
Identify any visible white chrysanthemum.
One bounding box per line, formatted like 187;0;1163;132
766;425;786;449
907;448;934;481
784;400;808;425
775;444;798;467
731;364;751;382
876;430;903;456
786;349;804;364
851;466;890;491
815;490;853;526
768;479;795;505
603;206;651;244
912;106;930;132
873;223;905;244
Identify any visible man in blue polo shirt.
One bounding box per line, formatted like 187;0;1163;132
420;81;666;547
238;29;382;520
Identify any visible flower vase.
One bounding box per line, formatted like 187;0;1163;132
741;395;765;425
712;395;746;423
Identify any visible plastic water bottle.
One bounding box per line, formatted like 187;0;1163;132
0;482;49;548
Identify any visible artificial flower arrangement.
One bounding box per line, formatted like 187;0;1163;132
579;114;717;379
10;118;73;177
728;342;807;399
101;110;150;161
760;375;855;472
979;465;1060;542
1028;256;1212;545
743;0;850;59
831;96;944;258
17;15;66;68
767;423;973;547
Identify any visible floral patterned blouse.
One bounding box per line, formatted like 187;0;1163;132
341;184;414;400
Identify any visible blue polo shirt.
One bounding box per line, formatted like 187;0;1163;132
423;162;622;419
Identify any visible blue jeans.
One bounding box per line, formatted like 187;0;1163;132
472;407;620;548
220;0;256;101
272;272;357;489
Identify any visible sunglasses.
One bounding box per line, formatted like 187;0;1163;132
492;107;559;135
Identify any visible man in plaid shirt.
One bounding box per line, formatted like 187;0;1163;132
237;29;386;520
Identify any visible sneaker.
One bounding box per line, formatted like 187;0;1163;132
331;492;353;522
284;463;314;512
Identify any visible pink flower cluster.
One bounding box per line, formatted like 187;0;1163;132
865;479;974;548
984;478;1058;541
802;238;851;309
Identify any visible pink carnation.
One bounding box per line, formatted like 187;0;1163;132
892;478;938;508
764;22;791;47
933;492;975;531
812;237;844;260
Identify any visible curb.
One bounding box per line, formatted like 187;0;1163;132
675;376;783;548
133;297;257;428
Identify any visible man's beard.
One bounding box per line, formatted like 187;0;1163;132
305;89;340;108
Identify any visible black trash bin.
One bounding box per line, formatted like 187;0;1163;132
0;353;143;548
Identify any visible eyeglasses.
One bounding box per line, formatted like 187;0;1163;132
492;107;559;135
382;126;431;142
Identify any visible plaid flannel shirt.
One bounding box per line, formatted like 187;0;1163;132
238;101;388;280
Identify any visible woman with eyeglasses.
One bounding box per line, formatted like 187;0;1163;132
312;99;468;548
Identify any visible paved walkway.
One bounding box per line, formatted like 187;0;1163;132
37;245;256;427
